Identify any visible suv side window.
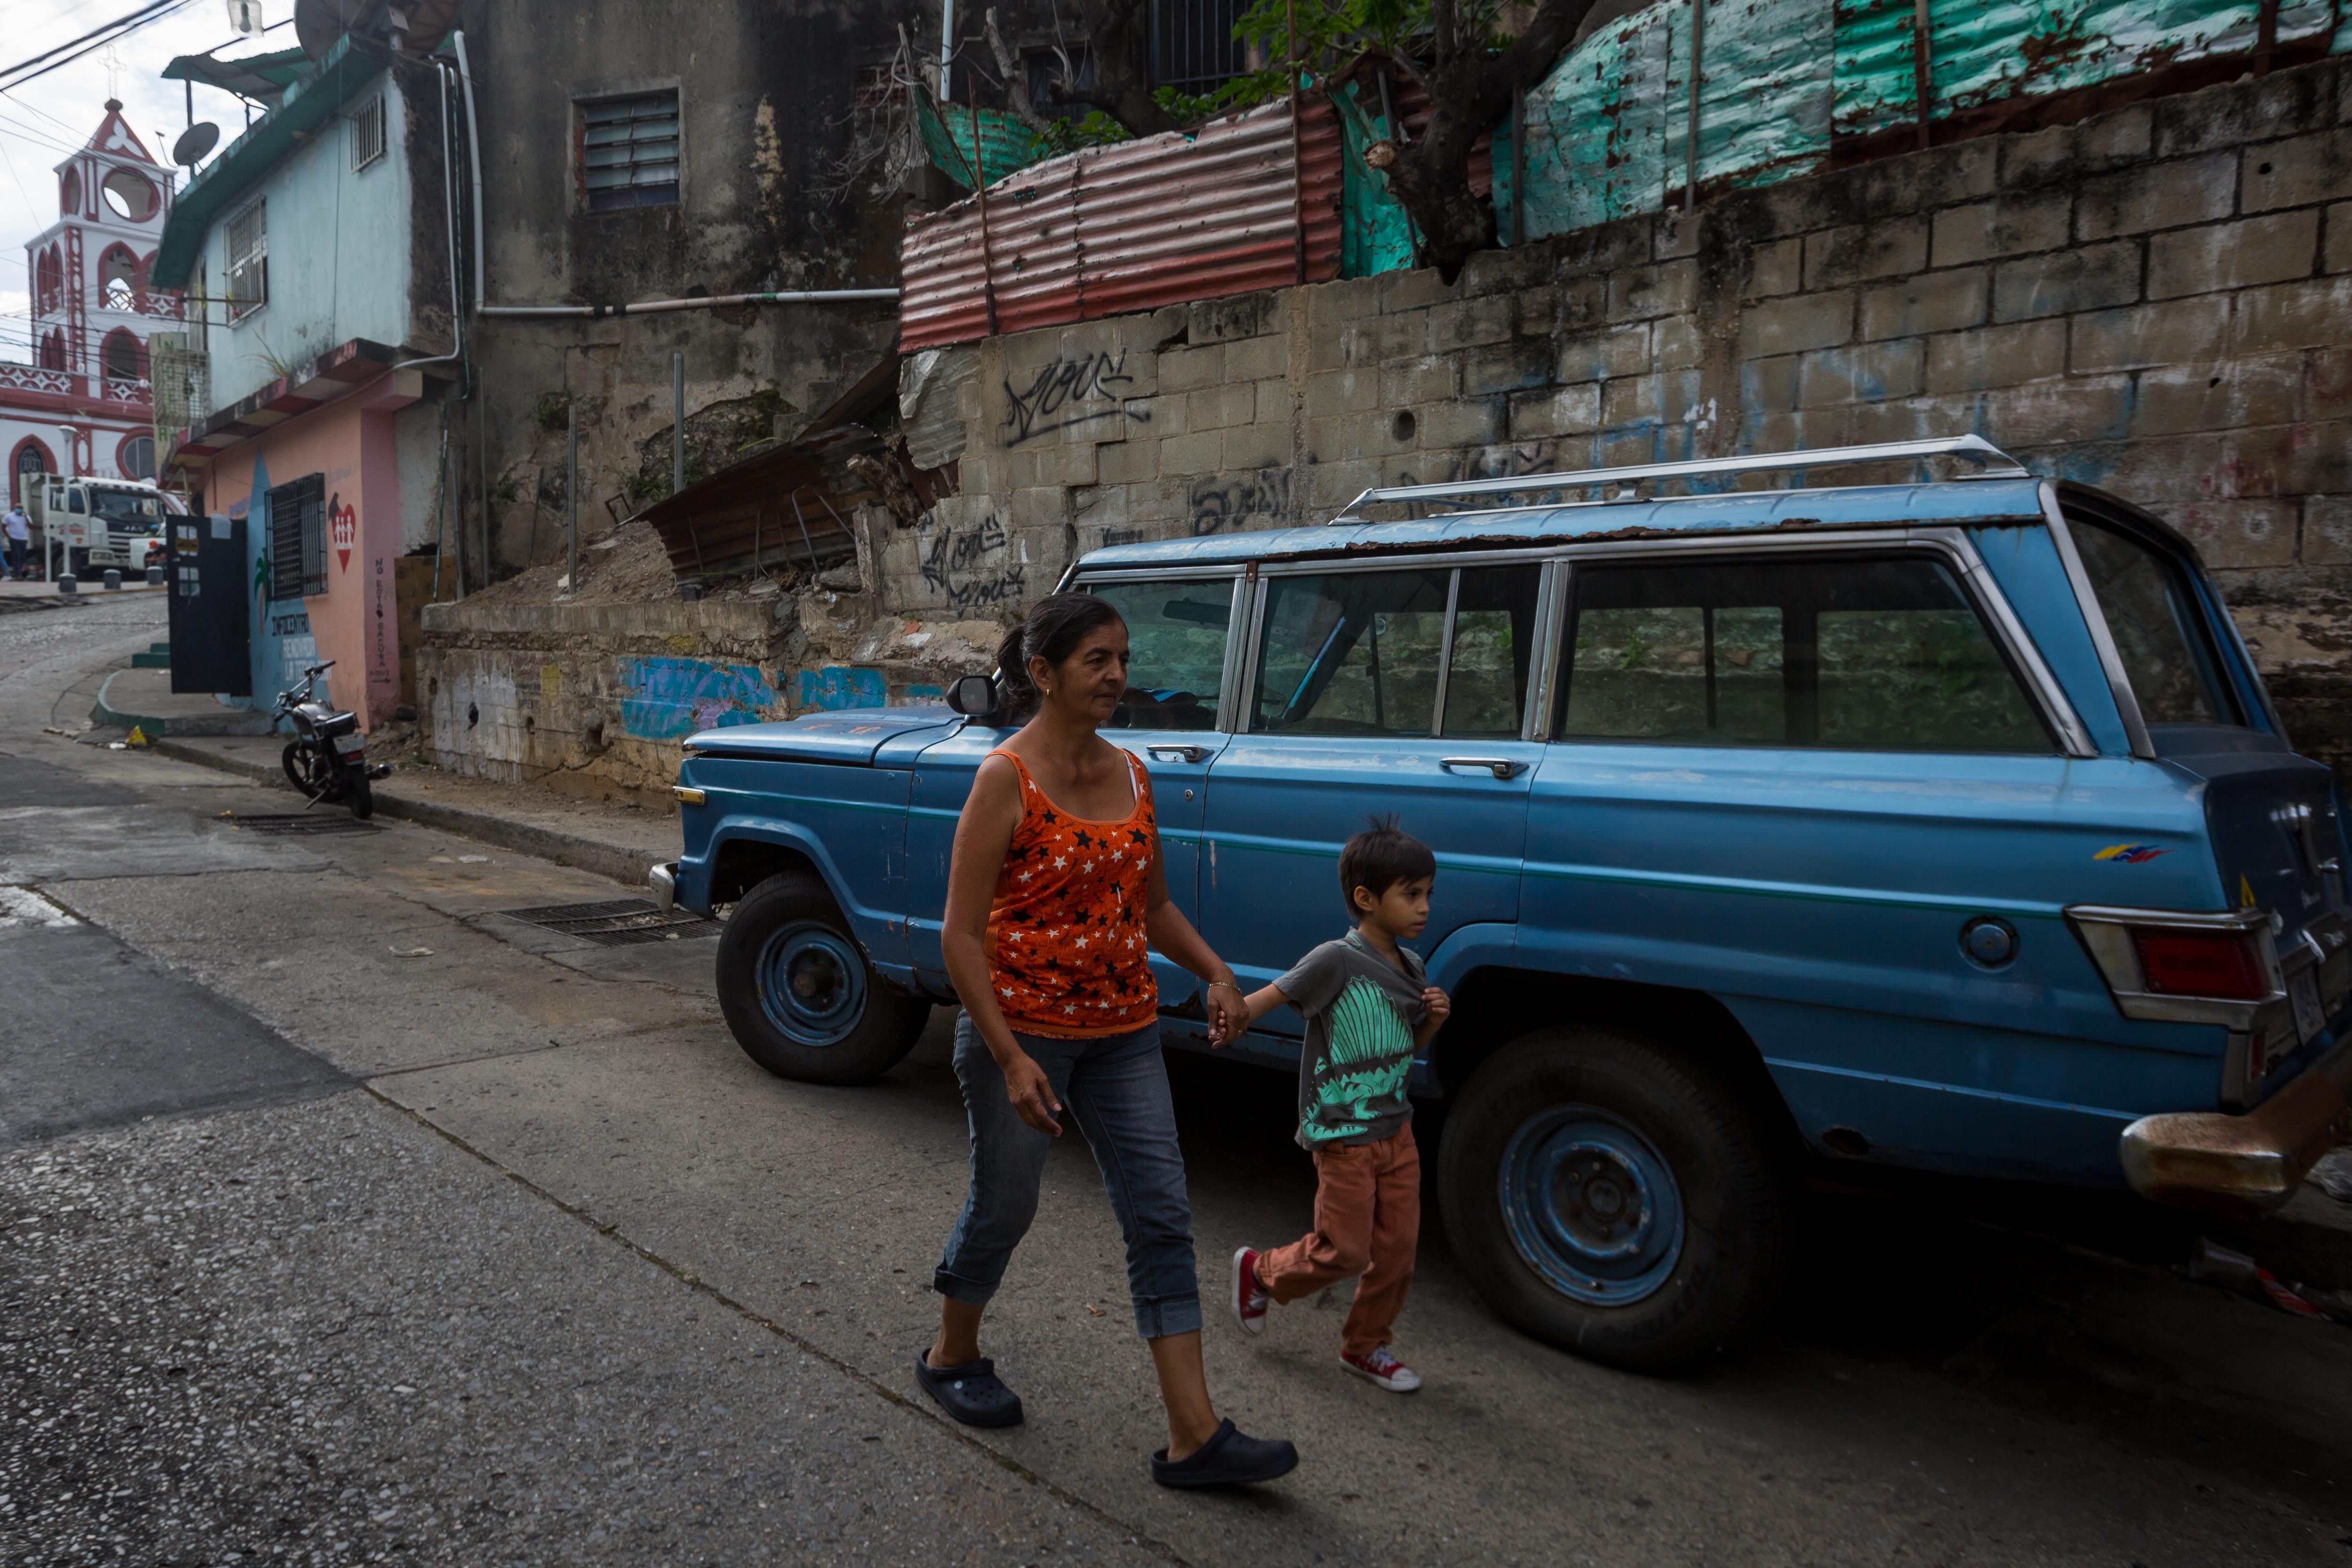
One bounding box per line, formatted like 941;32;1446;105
2066;516;2241;726
1441;565;1543;738
1250;565;1546;738
1088;578;1232;732
1252;569;1451;736
1557;553;2052;752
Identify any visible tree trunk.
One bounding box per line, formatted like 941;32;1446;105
1386;0;1600;281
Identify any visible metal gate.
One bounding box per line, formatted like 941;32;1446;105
167;512;252;696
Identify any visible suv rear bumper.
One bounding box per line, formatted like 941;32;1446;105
2120;1038;2352;1211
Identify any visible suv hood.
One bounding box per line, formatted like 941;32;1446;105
682;707;962;766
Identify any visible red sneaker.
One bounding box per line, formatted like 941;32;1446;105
1231;1246;1268;1336
1341;1345;1422;1392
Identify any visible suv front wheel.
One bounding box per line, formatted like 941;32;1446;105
1438;1024;1794;1373
717;871;929;1085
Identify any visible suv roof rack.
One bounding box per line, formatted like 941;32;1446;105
1331;434;2028;521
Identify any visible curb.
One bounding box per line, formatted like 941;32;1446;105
94;669;276;737
150;738;667;890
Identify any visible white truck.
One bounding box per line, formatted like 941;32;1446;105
27;476;185;580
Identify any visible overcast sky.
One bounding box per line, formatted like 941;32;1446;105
0;0;286;363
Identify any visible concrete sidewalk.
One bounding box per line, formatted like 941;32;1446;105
150;731;683;890
92;666;275;736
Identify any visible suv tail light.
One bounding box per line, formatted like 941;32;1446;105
2066;904;2281;1027
2130;928;2268;1000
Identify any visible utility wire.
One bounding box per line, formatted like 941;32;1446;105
0;0;192;83
0;0;205;94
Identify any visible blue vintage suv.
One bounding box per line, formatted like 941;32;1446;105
655;436;2352;1371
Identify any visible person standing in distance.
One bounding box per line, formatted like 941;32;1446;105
1;498;29;581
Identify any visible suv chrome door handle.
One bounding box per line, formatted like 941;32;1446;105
1146;745;1209;763
1441;756;1525;780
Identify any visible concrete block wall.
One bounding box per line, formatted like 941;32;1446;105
414;589;1005;805
416;599;791;811
911;58;2352;784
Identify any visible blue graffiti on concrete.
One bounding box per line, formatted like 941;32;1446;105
795;666;888;712
620;657;779;740
900;684;945;704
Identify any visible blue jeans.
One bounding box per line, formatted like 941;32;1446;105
935;1014;1202;1339
3;538;22;577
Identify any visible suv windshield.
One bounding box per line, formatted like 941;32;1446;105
2066;515;2241;726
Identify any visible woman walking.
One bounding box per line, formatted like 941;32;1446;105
919;593;1297;1488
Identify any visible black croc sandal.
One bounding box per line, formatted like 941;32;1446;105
1150;1417;1298;1488
914;1349;1025;1428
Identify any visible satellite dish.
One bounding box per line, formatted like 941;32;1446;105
293;0;370;58
172;122;221;167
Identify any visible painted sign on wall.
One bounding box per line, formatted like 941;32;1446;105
795;665;888;712
619;657;781;740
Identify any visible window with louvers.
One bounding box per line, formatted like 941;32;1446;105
268;473;325;600
579;92;679;211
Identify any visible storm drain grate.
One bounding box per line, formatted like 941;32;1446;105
228;813;382;836
499;899;717;946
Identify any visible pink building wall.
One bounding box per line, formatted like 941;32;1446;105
203;374;411;727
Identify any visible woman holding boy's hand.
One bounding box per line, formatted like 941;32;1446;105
919;591;1297;1490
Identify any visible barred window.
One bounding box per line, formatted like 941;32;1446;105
579;92;679;211
268;472;325;600
225;199;266;322
1150;0;1247;95
350;95;386;171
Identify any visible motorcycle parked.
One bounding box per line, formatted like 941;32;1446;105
273;661;389;819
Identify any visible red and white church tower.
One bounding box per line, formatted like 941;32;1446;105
3;100;181;508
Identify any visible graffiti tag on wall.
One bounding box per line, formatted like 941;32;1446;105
1190;470;1292;536
1001;350;1148;446
919;513;1026;611
619;657;780;741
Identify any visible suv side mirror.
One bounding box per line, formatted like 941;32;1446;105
946;674;997;716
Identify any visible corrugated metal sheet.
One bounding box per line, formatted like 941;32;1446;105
1525;0;2332;243
638;427;888;582
1525;3;1677;237
1836;0;2337;140
1693;0;1833;190
899;96;1341;351
914;88;1052;188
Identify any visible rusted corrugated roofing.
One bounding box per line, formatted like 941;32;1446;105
899;96;1343;351
638;426;895;583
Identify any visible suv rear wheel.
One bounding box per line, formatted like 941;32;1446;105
1438;1024;1794;1373
717;871;929;1085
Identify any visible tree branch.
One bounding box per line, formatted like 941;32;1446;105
983;8;1056;135
1384;0;1596;280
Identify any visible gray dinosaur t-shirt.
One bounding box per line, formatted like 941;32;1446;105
1277;930;1427;1150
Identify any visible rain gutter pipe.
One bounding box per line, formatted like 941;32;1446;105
453;29;485;312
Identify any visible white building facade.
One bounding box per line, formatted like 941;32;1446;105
3;100;181;507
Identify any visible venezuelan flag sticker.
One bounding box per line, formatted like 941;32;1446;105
2094;844;2171;864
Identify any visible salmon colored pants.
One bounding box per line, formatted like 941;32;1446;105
1255;1123;1420;1359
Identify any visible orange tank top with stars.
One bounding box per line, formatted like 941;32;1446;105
985;747;1160;1039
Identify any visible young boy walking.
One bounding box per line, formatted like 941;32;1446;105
1214;819;1449;1392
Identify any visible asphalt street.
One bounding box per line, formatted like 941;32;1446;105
5;595;2352;1566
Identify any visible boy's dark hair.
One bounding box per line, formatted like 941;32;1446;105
1338;815;1436;919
